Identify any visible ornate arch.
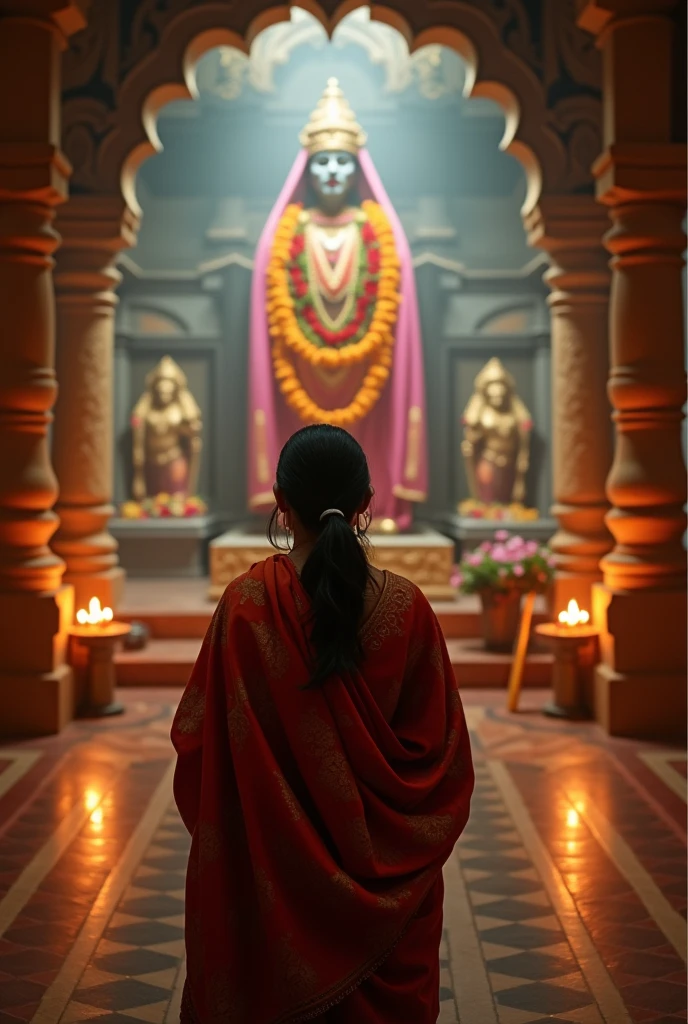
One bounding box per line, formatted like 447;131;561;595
69;0;578;218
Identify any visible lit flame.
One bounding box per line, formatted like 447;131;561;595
558;599;590;627
76;597;114;626
84;789;100;812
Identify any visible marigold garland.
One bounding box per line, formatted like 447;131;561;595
266;199;401;428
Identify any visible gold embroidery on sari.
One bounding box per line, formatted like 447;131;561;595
234;577;266;606
199;822;222;864
449;689;461;711
227;677;250;750
208;596;228;648
274;770;302;821
331;870;356;895
250;621;289;678
404;813;454;845
430;640;445;676
447;745;467;780
377;886;412;910
347;816;374;859
255;866;275;911
360;572;415;652
176;684;205;734
276;935;318;1000
300;711;358;802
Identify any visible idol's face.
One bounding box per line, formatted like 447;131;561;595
308;150;357;202
485;381;509;411
153;377;177;407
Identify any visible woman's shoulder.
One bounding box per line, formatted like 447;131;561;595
222;559;272;609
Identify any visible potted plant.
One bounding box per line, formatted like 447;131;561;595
453;531;556;652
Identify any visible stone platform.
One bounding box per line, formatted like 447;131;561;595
209;525;456;600
115;578;552;689
110;514;223;578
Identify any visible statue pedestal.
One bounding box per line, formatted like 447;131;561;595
209;526;456;600
110;515;223;578
436;513;557;554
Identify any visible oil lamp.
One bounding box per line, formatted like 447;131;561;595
536;600;599;719
70;598;131;717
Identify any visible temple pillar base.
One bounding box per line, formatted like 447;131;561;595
0;586;76;736
591;583;687;739
549;571;603;618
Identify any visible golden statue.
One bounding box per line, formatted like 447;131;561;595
461;358;532;507
131;356;202;501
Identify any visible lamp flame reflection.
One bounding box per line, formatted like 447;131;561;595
566;808;580;828
558;600;590;627
76;597;113;627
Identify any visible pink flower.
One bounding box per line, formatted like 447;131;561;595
524;540;538;556
450;570;463;588
495;529;509;542
479;541;492;553
507;535;524;551
513;564;525;577
466;552;483;567
491;545;508;563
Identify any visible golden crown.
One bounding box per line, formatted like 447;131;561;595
299;78;367;156
474;358;515;392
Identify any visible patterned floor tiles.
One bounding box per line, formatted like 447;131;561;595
0;688;684;1024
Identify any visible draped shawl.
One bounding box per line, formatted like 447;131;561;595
172;554;473;1023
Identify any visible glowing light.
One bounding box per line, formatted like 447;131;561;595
76;597;114;627
575;801;586;814
566;808;580;828
90;807;104;827
84;789;100;812
567;840;577;854
558;600;590;627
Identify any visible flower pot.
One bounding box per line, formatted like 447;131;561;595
480;589;522;652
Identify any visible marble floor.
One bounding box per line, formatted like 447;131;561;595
0;690;684;1024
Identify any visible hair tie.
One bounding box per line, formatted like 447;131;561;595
319;508;345;522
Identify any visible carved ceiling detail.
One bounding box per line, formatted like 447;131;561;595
60;0;601;202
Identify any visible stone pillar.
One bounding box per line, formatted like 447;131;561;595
0;1;87;735
52;196;138;613
525;196;613;611
578;0;687;738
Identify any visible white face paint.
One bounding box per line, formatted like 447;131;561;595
308;150;357;202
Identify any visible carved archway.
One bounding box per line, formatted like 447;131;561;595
89;1;568;217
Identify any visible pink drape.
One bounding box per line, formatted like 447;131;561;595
247;149;428;527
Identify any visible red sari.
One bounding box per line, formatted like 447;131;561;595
172;554;474;1023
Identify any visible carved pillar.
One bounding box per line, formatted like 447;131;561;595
0;1;87;735
578;0;687;738
525;196;613;611
52;196;138;613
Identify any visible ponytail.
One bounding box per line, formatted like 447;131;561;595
300;513;370;687
267;424;373;687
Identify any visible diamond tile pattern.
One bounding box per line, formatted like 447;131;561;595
62;807;189;1023
456;763;598;1021
0;691;685;1024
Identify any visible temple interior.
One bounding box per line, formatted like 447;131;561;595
0;1;685;1021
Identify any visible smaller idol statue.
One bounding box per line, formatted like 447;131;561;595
130;356;203;502
461;358;533;509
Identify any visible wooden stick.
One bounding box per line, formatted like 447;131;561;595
507;590;537;713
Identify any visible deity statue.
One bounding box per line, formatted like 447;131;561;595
248;79;427;530
131;356;203;501
461;358;533;507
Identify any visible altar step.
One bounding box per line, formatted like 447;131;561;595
115;637;552;689
116;582;553;689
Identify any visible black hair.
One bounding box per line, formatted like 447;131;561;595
268;424;373;687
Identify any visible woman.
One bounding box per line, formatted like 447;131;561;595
172;425;474;1023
